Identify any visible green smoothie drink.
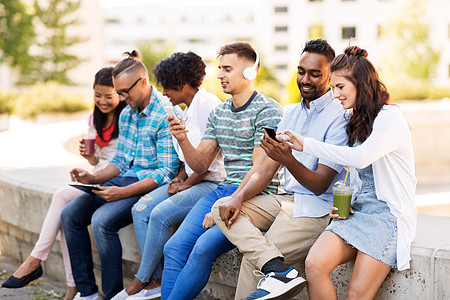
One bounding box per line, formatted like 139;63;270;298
332;181;353;220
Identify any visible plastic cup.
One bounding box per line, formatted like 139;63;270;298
82;136;96;155
332;182;353;220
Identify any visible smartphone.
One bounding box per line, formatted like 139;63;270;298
164;106;180;121
262;126;277;140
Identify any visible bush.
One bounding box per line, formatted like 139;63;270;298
0;89;16;114
388;82;450;102
15;82;90;118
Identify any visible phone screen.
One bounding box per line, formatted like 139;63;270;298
262;126;277;140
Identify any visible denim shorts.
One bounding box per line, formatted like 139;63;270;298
326;165;398;267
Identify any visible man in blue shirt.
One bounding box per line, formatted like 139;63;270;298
212;39;348;300
61;51;179;300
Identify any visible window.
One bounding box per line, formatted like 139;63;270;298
309;24;323;39
106;18;120;24
275;45;288;51
275;26;288;32
377;25;383;39
274;6;288;13
341;26;356;39
275;64;288;70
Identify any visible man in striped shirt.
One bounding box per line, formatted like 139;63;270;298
161;42;284;300
60;51;179;300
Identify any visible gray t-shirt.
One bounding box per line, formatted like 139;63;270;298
203;91;284;193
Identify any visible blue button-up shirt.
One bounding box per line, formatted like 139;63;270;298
278;89;348;217
111;86;180;185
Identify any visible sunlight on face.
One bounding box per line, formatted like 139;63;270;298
331;72;357;110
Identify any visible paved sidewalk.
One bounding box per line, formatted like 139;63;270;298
0;255;67;299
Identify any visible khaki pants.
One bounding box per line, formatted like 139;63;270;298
212;194;330;300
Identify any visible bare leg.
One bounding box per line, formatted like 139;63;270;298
63;286;78;300
347;252;391;300
144;278;161;290
13;256;41;278
305;231;357;300
125;277;147;295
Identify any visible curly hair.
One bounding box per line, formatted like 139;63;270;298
330;46;390;145
153;51;206;91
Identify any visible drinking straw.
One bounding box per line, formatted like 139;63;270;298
343;166;350;187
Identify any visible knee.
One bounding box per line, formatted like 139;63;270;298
190;240;216;262
131;199;151;223
149;206;169;228
60;205;74;227
211;196;230;224
91;213;111;237
305;252;328;279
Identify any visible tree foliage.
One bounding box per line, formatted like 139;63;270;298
0;0;35;69
138;41;173;85
18;0;85;85
380;0;440;83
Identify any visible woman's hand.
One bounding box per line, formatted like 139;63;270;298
329;205;354;220
79;139;98;165
278;130;305;151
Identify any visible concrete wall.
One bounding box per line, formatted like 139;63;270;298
1;174;449;299
401;100;450;186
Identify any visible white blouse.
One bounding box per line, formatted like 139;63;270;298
303;105;417;271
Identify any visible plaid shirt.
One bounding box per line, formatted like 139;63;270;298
111;86;180;185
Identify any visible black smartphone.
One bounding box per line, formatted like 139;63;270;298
262;126;277;140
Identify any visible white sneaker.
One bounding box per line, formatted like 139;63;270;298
126;286;161;299
242;267;306;300
74;292;103;300
111;289;130;300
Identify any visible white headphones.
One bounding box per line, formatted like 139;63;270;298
243;51;260;81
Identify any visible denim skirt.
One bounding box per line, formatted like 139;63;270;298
326;164;398;267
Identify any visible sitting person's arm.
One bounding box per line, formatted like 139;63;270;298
216;145;279;229
167;166;210;195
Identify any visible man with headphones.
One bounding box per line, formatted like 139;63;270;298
212;39;349;300
163;41;284;300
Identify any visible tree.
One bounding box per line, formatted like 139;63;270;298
255;65;282;102
0;0;35;71
19;0;85;85
138;41;173;85
380;0;440;84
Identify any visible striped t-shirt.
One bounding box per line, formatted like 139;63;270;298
203;91;284;194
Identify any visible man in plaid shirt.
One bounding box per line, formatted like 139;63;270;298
61;51;179;300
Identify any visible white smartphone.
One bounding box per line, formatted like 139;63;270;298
164;106;180;121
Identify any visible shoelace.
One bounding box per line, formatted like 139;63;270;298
252;270;273;288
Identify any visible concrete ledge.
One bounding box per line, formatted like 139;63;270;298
1;173;450;299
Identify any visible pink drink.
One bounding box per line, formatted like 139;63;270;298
82;137;96;155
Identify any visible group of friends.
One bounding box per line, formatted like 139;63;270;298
1;39;417;300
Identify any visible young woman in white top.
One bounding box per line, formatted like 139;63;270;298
2;67;126;300
281;46;416;299
112;52;225;300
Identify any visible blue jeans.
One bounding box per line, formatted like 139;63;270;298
132;181;219;283
161;185;237;300
60;176;141;300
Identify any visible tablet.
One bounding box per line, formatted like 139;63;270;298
69;183;101;194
